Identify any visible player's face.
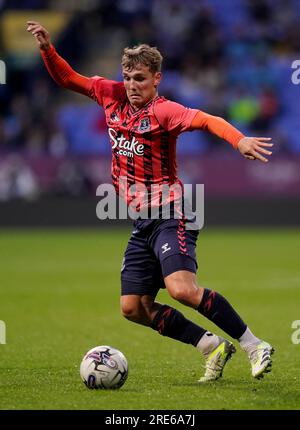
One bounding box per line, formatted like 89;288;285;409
123;65;161;109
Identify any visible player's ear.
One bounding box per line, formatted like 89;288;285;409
154;72;162;88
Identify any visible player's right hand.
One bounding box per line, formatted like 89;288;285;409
27;21;51;51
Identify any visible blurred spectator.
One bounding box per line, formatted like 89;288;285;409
55;160;93;197
0;155;39;201
227;87;260;127
252;87;280;132
48;129;68;157
247;0;272;24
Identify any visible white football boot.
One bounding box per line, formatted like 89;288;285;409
248;341;274;379
199;338;236;383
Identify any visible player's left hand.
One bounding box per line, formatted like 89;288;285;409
237;137;273;163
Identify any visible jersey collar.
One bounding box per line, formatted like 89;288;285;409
128;95;159;116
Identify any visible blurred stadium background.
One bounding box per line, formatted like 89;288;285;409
1;1;300;411
0;0;300;226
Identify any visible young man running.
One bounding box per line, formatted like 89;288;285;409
27;21;274;382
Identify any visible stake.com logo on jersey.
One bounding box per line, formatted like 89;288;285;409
108;128;144;157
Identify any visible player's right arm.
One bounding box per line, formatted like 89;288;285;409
27;21;91;96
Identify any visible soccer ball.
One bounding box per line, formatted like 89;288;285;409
80;345;128;389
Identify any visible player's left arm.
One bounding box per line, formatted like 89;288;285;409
191;111;273;163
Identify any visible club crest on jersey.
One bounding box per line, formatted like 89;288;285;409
110;111;120;122
139;117;150;132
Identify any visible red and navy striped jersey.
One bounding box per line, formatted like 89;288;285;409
89;77;198;208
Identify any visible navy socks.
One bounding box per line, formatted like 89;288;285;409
197;288;247;339
151;304;206;346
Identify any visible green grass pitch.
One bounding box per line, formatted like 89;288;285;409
0;227;300;410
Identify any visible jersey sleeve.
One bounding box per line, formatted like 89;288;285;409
40;44;92;96
154;100;198;134
190;110;245;149
88;76;126;108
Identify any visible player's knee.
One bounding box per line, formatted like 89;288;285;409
121;302;139;321
120;298;144;323
169;284;190;302
120;295;155;324
168;281;201;305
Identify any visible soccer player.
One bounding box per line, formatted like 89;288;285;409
27;21;274;382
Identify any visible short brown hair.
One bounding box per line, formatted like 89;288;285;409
122;44;163;74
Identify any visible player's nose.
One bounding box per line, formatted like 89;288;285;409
128;79;137;91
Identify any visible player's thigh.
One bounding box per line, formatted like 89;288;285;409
121;232;165;297
151;220;199;279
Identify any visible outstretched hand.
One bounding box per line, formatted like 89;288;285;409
27;21;51;51
237;137;273;163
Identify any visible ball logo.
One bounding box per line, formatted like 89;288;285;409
108;128;144;157
103;357;117;369
87;350;117;368
87;374;96;388
86;352;101;361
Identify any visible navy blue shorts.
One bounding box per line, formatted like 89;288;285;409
121;217;199;297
